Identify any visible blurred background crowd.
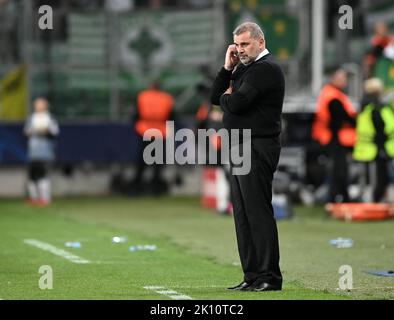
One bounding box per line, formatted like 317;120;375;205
0;0;393;210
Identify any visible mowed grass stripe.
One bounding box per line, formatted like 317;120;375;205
0;198;351;299
0;202;251;299
63;196;394;300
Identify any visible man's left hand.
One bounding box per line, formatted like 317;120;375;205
224;87;233;95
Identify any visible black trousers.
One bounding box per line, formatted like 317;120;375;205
328;143;350;203
229;137;282;286
373;156;390;202
28;161;49;182
134;138;165;185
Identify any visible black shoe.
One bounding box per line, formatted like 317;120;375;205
227;281;252;291
246;281;282;292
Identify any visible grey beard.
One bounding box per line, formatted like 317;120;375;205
240;56;256;66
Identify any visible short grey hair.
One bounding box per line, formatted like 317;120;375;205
233;22;265;40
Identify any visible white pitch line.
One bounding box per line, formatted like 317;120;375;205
170;295;192;300
24;239;91;264
160;284;394;291
143;286;192;300
303;285;394;292
157;290;178;295
167;285;225;289
335;286;394;291
144;286;164;290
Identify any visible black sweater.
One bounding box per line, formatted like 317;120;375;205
328;98;356;140
210;53;285;137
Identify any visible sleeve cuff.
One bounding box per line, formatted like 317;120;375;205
218;67;233;77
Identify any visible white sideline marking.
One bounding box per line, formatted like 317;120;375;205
143;286;192;300
24;239;91;264
304;285;394;292
167;285;224;289
157;290;178;295
335;286;394;291
144;286;164;290
170;295;192;300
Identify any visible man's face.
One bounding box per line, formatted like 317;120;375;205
34;98;48;113
331;70;348;90
375;22;389;37
234;31;264;65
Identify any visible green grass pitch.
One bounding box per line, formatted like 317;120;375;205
0;196;393;300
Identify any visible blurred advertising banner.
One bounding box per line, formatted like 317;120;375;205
67;10;219;94
0;65;27;121
228;0;299;61
375;57;394;92
0;123;139;165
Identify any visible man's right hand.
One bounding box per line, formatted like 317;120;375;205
224;44;239;71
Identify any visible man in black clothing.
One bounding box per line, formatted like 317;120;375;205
312;68;357;203
211;22;285;292
327;70;356;203
328;104;356;203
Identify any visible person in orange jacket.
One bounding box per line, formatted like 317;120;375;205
312;67;357;203
131;81;175;195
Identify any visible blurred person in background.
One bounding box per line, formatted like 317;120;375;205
211;22;284;292
196;65;229;174
24;97;59;206
105;0;134;12
130;81;175;195
363;22;394;79
312;68;357;203
196;101;232;215
353;78;394;202
196;68;232;215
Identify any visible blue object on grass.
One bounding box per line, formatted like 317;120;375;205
364;270;394;277
129;245;157;252
329;238;353;248
65;241;81;248
272;194;293;220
